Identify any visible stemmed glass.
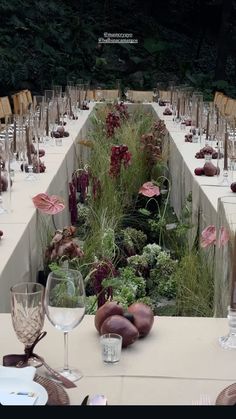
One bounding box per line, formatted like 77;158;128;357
10;282;45;367
44;268;86;382
96;86;102;102
124;87;130;102
153;87;158;102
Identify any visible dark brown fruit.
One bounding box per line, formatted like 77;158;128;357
127;303;154;337
63;131;70;137
194;167;204;176
100;315;139;347
123;312;135;324
0;175;8;191
231;182;236;193
39;149;45;157
94;301;124;333
53;131;61;138
203;162;217;176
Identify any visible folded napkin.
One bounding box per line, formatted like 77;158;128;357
0;365;36;381
0;390;38;405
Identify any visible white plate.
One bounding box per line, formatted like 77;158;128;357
0;377;48;405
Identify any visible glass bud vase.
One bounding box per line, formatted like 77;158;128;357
219;306;236;349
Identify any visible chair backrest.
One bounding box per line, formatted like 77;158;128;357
0;100;4;119
224;98;235;117
86;90;95;101
129;90;153;103
24;89;33;104
0;96;12;117
213;91;222;106
159;90;171;102
12;91;29;114
94;89;119;101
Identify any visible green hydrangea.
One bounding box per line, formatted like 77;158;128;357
142;243;162;266
121;227;147;254
127;254;149;270
102;266;146;308
77;203;90;224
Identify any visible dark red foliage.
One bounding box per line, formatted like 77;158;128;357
69;181;77;224
153;120;166;137
114;102;129;120
68;169;90;224
106;112;120;137
141;133;161;166
109;145;132;178
91;259;118;307
77;170;89;203
92;176;101;200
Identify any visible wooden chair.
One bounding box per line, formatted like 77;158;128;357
86;90;95;101
128;90;153;103
0;101;4;119
219;96;228;116
24;89;32;105
231;100;236;119
12;91;29;114
224;98;235;118
213;91;223;106
94;89;119;101
159;90;171;102
12;93;20;114
0;96;12;117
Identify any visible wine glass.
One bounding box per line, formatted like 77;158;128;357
10;282;45;367
44;268;86;382
96;86;102;102
124;87;130;102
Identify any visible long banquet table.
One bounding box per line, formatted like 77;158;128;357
0;105;95;312
152;103;236;317
0;314;235;405
0;101;235;314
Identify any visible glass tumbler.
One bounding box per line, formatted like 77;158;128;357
10;282;45;366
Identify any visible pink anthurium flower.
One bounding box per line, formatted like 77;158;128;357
217;227;230;248
200;225;229;248
139;181;160;198
200;225;216;248
32;193;65;215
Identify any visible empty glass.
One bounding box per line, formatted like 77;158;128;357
44;268;86;381
52;85;62;98
44;90;54;104
219;306;236;349
10;282;45;366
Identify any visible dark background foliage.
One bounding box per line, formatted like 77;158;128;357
0;0;235;98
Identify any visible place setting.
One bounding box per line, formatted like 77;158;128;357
1;273;87;405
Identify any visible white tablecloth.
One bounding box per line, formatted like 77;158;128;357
0;314;234;405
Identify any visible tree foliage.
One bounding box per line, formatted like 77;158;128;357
0;0;235;97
